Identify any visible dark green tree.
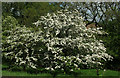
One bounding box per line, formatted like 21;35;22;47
2;2;61;27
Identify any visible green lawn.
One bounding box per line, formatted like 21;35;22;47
2;65;120;77
2;70;51;76
2;69;119;77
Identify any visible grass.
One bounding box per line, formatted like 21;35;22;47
2;71;51;76
77;69;119;76
2;64;120;77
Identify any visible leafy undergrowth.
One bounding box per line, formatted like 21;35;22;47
2;64;119;76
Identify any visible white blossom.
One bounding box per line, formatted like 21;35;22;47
3;9;113;71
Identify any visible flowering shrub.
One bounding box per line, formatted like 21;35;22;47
33;9;113;71
2;16;20;53
2;26;44;69
3;9;113;73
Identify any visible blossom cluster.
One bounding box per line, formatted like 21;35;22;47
3;26;43;69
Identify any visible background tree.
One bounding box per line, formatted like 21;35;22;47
2;2;61;27
58;2;120;26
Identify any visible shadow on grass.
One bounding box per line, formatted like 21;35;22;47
2;64;120;77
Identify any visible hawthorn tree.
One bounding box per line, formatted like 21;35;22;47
3;9;113;74
33;9;113;71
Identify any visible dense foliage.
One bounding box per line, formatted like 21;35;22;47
2;2;61;27
101;19;120;70
2;9;113;74
2;16;19;46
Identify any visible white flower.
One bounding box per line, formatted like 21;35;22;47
56;29;60;35
45;67;50;70
20;61;26;65
70;69;73;71
31;65;36;69
104;69;106;71
51;68;54;71
30;57;37;61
